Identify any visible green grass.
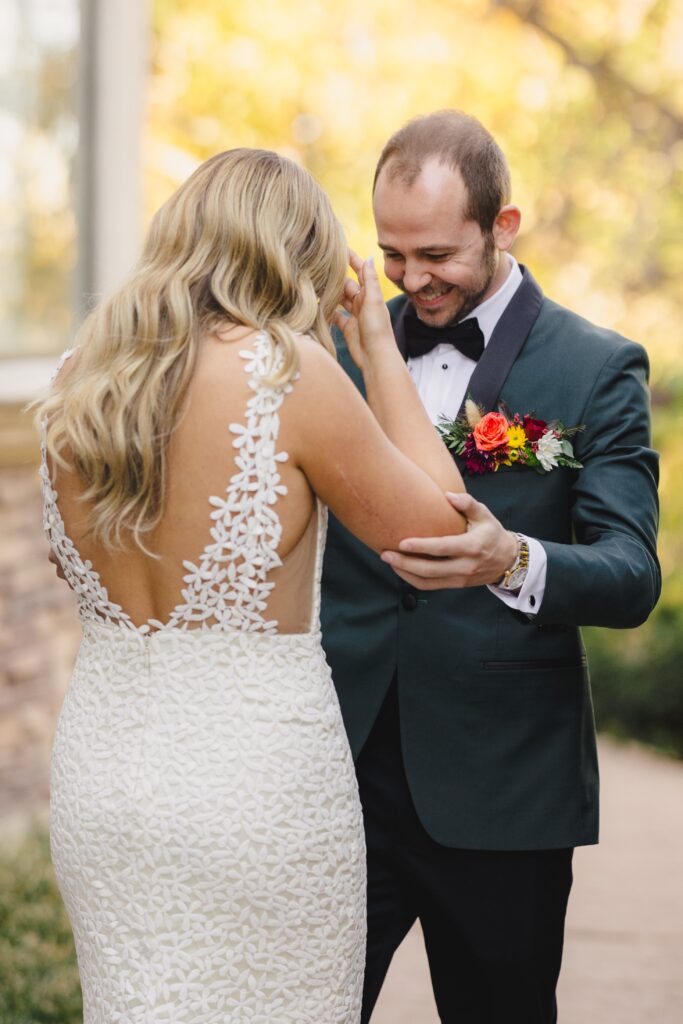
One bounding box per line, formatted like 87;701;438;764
0;828;81;1024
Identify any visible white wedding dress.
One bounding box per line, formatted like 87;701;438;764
41;335;366;1023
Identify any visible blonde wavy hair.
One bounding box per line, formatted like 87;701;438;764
38;148;348;552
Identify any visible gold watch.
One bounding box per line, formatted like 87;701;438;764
497;533;530;592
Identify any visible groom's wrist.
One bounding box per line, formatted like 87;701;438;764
493;531;519;585
494;533;530;592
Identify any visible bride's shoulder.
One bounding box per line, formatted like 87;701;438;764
287;334;353;409
292;332;342;379
50;346;80;386
198;328;345;408
282;333;365;436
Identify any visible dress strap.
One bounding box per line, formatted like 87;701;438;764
40;349;141;632
48;347;76;384
167;332;293;633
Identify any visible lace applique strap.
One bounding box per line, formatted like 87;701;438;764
49;347;75;383
167;332;293;633
40;350;141;632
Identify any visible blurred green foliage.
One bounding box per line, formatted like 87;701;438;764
0;830;81;1023
588;392;683;758
586;611;683;758
147;0;683;754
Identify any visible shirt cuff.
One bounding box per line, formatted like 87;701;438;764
487;535;547;616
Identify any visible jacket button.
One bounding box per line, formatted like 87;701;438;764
401;592;418;611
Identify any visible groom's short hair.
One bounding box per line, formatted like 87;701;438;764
373;110;511;233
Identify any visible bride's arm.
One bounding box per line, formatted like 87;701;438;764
335;256;464;497
286;312;466;555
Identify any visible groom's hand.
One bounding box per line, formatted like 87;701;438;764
381;492;517;590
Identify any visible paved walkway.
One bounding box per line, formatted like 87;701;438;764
372;736;683;1023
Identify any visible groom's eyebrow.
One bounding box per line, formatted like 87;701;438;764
377;243;458;254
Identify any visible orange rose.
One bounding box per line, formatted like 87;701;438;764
473;411;509;451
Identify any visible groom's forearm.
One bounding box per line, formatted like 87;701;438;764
535;533;660;628
532;340;660;629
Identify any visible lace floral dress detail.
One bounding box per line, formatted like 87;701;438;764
44;334;366;1023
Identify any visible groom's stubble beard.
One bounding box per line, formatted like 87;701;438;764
410;230;498;328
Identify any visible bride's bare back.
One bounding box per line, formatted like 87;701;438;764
52;322;464;634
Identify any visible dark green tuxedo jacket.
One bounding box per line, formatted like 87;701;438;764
321;267;660;851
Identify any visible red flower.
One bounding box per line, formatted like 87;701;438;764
523;415;547;442
473;412;509;451
462;434;497;474
465;456;489;475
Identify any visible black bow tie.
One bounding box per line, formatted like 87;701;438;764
404;307;485;362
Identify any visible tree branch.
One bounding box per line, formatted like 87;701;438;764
495;0;683;140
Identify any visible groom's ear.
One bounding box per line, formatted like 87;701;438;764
492;205;521;252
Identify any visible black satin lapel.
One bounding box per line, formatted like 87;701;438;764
460;266;544;415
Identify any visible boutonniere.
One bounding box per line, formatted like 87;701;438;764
438;399;584;476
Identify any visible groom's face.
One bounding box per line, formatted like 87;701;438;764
373;158;500;327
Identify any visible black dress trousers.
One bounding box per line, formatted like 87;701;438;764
356;680;574;1024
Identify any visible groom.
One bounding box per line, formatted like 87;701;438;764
321;110;660;1024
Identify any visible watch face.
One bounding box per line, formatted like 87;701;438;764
502;538;529;591
503;570;525;591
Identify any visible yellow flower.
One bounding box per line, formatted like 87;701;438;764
507;425;527;449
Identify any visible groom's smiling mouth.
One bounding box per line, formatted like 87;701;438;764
410;285;455;310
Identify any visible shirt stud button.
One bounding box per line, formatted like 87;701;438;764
442;363;449;370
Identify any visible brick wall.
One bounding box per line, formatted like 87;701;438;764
0;467;79;819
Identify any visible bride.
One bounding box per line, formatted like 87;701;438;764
38;148;465;1023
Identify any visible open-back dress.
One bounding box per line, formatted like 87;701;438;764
41;333;366;1023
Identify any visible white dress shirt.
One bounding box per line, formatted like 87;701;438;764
406;254;547;616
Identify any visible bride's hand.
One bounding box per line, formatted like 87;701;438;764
333;250;395;370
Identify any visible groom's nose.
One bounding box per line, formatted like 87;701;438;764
402;261;432;293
